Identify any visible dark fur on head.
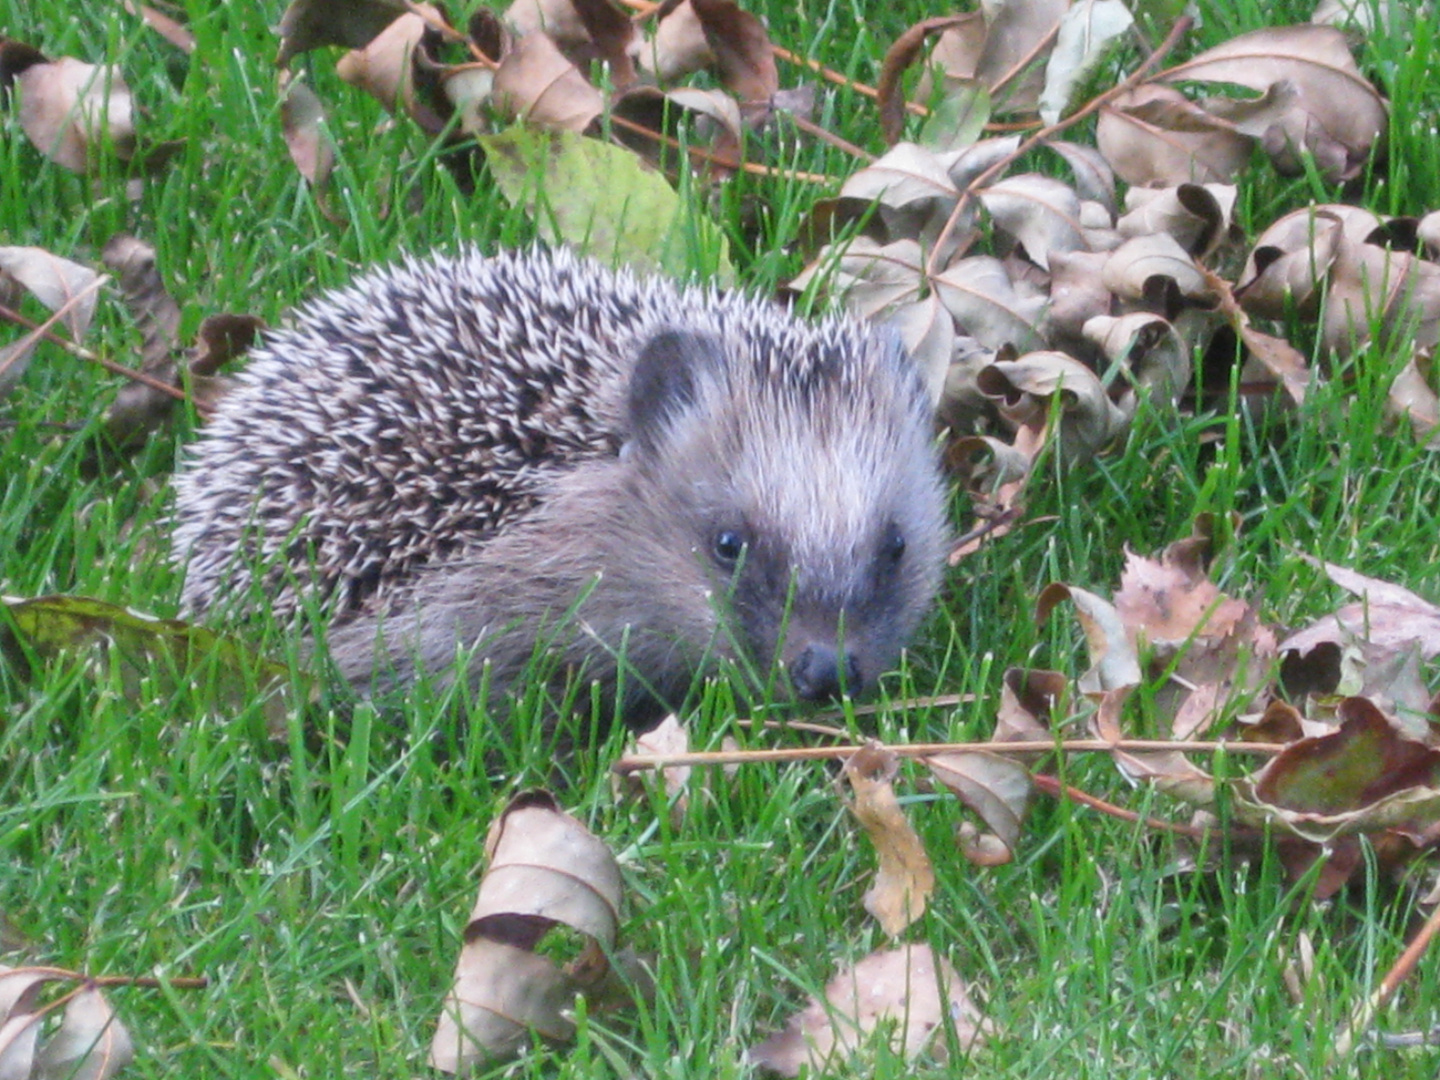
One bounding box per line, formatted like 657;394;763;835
172;248;949;727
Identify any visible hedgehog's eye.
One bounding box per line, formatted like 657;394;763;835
713;529;747;566
882;525;906;564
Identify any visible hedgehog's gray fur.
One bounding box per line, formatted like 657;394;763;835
171;246;949;724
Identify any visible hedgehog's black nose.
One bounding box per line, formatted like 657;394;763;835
790;644;862;701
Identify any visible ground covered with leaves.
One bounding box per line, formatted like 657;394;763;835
5;0;1440;1077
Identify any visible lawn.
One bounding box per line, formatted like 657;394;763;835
4;0;1440;1077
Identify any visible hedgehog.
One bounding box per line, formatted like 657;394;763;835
171;246;949;728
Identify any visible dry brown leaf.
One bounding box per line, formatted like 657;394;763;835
1282;561;1440;663
280;79;335;190
1116;183;1236;259
689;0;776;103
508;0;636;88
275;0;408;66
1236;698;1440;845
1235;206;1351;319
616;714;691;822
0;247;101;342
927;750;1032;861
933;256;1047;353
1157;25;1386;181
1036;582;1141;694
16;57;134;172
994;667;1066;744
1321;239;1440;356
335;10;449;134
972;0;1068;115
1048;139;1117;212
884;294;955;405
431;792;624;1070
843;745;934;936
492;32;603;131
792;237;927;321
978;173;1085;271
835;143;963;255
1388;355;1440;444
1083;312;1190;410
33;984;134;1080
977;350;1128;462
1101;233;1216;306
126;3;196;53
748;945;988;1075
1043;249;1113;344
430;939;577;1069
1096;84;1252;187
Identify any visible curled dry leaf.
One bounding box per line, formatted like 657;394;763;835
431;792;624;1071
1096;84;1253;188
1321;241;1440;356
843;745;934;936
1036;582;1141;694
336;9;450;134
634;0;712;84
1236;698;1440;845
1388;355;1440;446
1234;206;1351;319
1116;183;1236;260
748;945;987;1076
994;666;1067;744
976;350;1128;462
1101;233;1216;307
1083;312;1190;410
880;14;979;146
1156;24;1386;182
275;0;409;66
688;0;777;103
926;750;1032;863
33;984;135;1080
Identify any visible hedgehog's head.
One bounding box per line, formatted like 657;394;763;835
616;322;949;710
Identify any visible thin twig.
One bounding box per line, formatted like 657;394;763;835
0;300;189;403
614;735;1283;773
607;113;834;184
1333;900;1440;1058
771;44;928;116
1031;773;1263;843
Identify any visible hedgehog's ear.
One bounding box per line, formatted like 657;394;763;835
626;328;724;454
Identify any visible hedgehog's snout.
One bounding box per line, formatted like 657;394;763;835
788;641;863;702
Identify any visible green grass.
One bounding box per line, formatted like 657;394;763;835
4;1;1440;1077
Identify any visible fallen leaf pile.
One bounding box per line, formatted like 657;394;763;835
1002;518;1440;899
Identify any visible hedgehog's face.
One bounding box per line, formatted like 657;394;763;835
623;327;949;704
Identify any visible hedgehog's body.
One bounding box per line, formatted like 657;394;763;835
172;247;948;725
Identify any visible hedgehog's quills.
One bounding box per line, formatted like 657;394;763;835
171;247;950;728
